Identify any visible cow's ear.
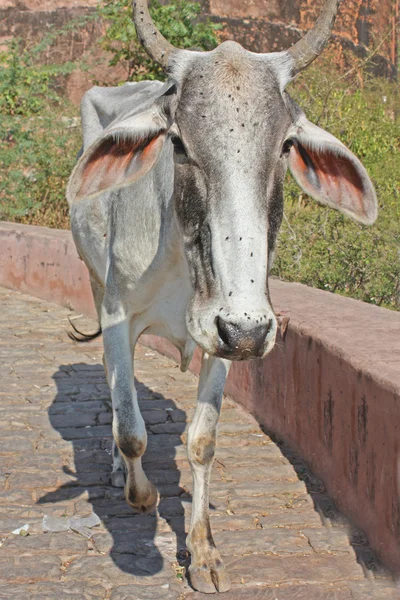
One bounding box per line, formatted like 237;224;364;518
67;108;169;204
287;118;378;225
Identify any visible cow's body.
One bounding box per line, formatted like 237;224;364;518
71;81;196;368
67;11;378;593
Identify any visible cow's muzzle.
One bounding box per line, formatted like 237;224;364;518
215;315;274;360
186;298;277;361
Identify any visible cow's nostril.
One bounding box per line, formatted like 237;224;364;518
216;316;240;349
252;323;269;350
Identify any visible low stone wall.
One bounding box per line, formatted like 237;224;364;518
0;222;95;317
1;220;400;575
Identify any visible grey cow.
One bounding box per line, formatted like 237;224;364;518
67;0;377;593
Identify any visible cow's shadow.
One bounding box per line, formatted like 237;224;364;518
38;363;189;577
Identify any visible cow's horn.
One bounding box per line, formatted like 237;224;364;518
287;0;341;74
132;0;177;68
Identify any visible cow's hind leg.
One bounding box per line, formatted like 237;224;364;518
187;354;231;594
103;355;126;489
102;311;157;511
89;276;126;488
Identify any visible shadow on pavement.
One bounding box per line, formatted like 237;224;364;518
38;363;190;577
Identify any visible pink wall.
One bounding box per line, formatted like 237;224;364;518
1;220;400;574
0;221;96;318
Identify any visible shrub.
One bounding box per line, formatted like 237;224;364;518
0;113;81;228
0;33;81;117
0;34;82;227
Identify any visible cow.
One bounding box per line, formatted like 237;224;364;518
67;0;377;593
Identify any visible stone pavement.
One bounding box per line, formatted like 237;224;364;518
0;287;398;600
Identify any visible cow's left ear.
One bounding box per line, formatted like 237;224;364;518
67;84;178;205
67;110;169;204
287;117;378;225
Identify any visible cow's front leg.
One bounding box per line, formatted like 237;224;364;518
103;314;157;512
187;353;231;594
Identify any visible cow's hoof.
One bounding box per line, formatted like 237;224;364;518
111;470;125;488
125;479;158;513
188;561;231;594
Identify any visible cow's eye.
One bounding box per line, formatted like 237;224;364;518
282;139;294;157
171;135;187;156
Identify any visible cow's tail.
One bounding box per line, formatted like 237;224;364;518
68;316;102;343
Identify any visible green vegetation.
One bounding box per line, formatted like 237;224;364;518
0;111;79;228
0;35;81;227
0;37;75;117
0;1;398;307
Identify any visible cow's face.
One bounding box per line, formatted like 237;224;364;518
171;44;291;359
68;43;377;362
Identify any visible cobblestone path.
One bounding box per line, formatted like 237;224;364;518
0;287;398;599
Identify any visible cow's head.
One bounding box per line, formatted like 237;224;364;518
68;0;377;361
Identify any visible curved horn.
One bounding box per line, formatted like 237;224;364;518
288;0;341;74
132;0;177;68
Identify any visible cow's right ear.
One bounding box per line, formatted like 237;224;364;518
67;89;177;204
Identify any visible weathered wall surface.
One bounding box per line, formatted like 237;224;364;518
212;0;397;77
1;220;400;576
207;0;397;64
1;0;397;104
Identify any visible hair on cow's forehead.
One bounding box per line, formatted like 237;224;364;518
169;41;293;93
207;43;261;87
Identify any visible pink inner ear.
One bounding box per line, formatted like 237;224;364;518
77;133;164;199
290;142;367;218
